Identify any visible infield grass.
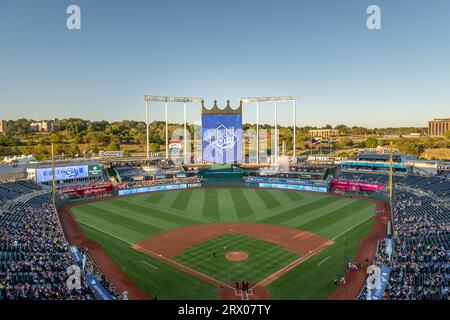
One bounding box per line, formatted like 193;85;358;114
173;234;299;284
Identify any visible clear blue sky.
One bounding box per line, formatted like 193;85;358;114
0;0;449;127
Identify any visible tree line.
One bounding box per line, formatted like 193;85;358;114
0;118;448;160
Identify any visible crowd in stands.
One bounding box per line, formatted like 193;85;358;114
0;180;121;300
384;191;449;299
339;171;450;201
126;176;201;188
55;179;108;190
351;171;450;300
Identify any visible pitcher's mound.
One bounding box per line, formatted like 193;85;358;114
226;251;248;261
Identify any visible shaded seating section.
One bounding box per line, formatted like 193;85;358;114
339;171;450;201
0;180;121;300
0;181;42;205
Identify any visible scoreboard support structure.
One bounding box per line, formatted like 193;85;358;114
144;95;300;164
144;96;203;161
240;96;299;164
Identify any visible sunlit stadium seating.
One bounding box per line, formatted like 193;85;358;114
357;184;450;300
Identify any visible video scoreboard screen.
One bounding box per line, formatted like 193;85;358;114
36;164;103;183
202;114;243;164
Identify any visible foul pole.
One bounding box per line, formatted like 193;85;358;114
51;143;56;205
389;141;394;207
145;100;149;159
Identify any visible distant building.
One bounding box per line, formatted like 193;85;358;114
405;159;449;176
356;152;416;164
403;132;422;138
428;118;450;137
308;129;339;139
364;146;400;155
0;120;6;134
30;118;60;132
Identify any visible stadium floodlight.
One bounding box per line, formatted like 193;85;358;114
144;95;204;161
144;95;203;103
239;96;299;164
239;96;299;103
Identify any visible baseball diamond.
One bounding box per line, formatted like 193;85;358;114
59;187;386;300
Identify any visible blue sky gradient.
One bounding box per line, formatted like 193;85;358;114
0;0;449;127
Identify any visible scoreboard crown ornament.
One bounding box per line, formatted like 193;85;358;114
201;99;242;115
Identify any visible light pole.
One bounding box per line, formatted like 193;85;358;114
165;101;168;159
293;100;297;163
145;100;149;159
256;101;259;164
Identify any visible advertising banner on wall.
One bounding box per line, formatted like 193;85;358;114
259;183;327;193
59;183;113;197
202;114;243;164
330;180;385;192
88;165;103;177
85;274;113;300
369;266;391;300
118;183;188;196
36;164;103;183
36;165;88;183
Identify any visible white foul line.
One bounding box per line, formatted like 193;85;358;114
74;218;234;290
251;213;376;289
317;256;331;266
141;260;158;270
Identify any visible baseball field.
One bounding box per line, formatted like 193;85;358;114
67;188;377;300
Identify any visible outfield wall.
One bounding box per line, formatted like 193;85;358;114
257;182;328;193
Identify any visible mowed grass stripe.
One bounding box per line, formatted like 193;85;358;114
202;189;220;219
242;189;272;217
112;199;201;226
315;203;375;239
174;234;298;283
255;189;282;209
268;217;374;299
298;200;373;233
283;191;304;201
259;195;342;225
78;222;218;300
171;189;193;211
75;205;163;236
176;234;252;263
144;192;166;204
230;189;254;218
96;201;180;230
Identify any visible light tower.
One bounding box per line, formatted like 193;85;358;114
144;96;203;162
240;96;299;164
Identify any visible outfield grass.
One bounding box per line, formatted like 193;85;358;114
173;234;299;284
268;216;374;299
71;187;375;299
78;222;219;300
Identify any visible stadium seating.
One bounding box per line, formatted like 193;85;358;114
357;185;449;300
0;180;121;300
